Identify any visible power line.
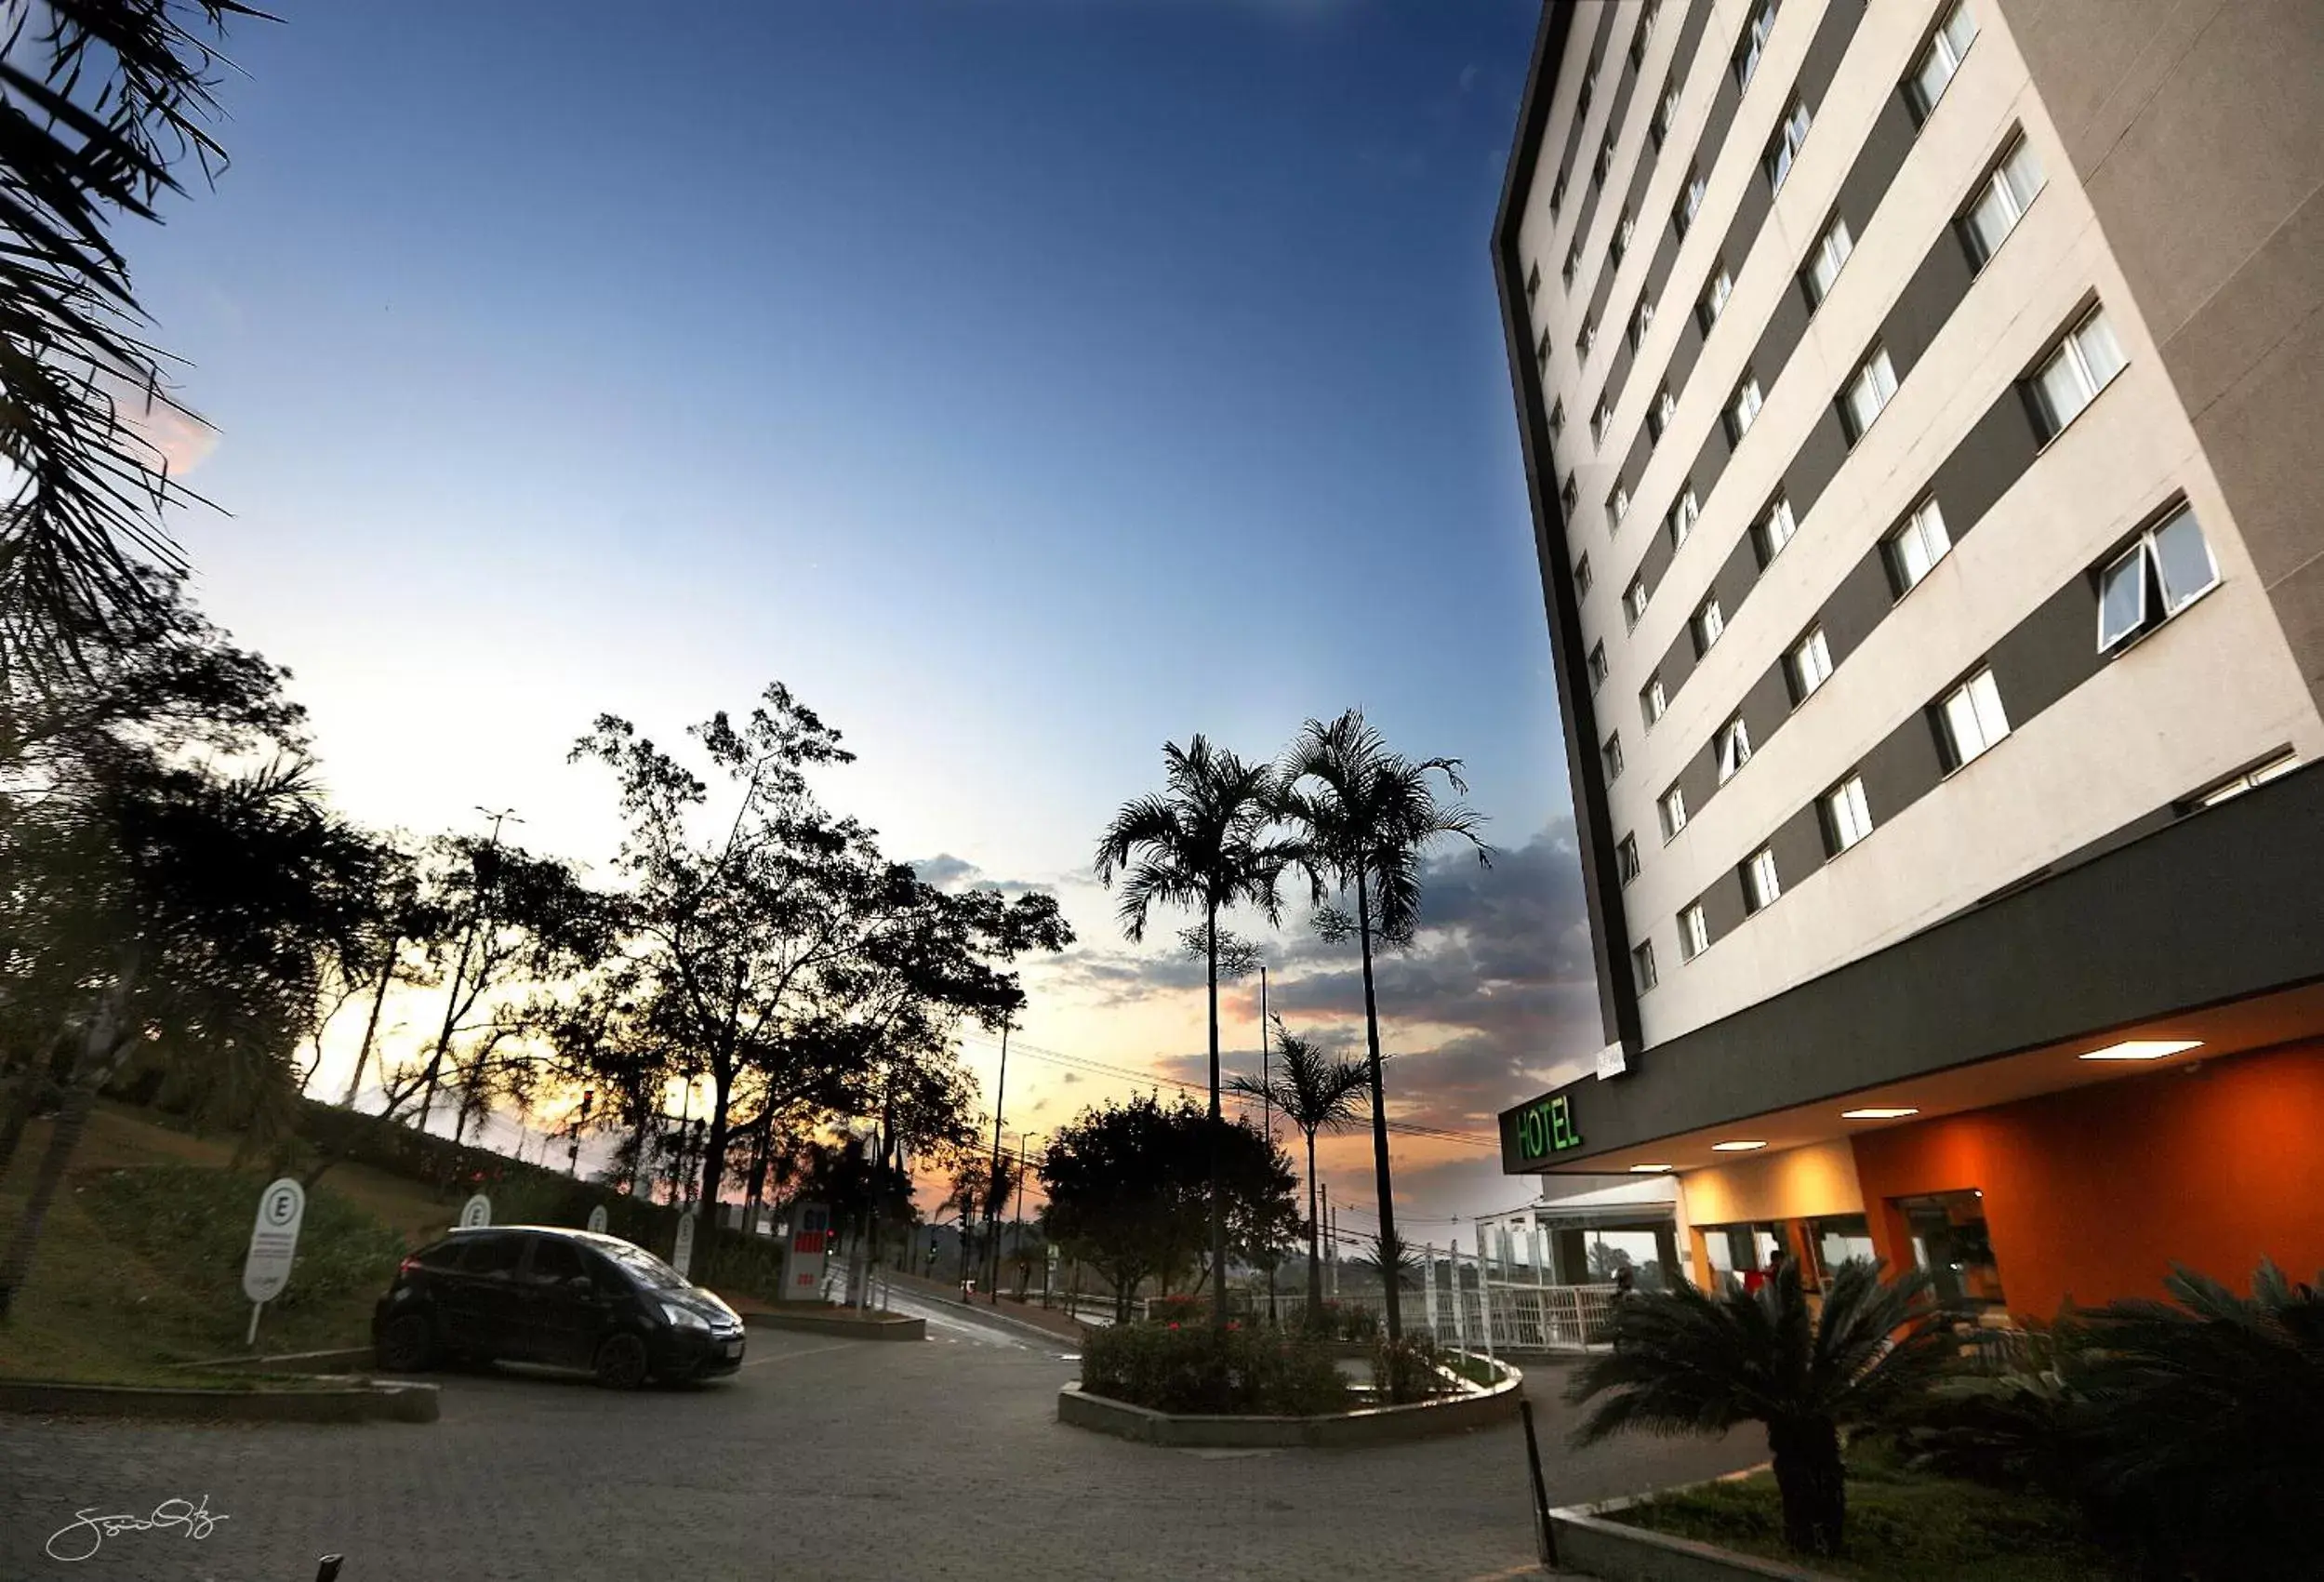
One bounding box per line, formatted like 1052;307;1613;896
956;1030;1500;1150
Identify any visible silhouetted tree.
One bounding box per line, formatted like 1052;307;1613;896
1230;1014;1367;1314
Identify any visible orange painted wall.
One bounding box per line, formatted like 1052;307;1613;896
1850;1041;2324;1320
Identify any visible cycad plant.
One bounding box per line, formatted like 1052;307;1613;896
1568;1259;1952;1557
1276;709;1485;1348
1094;736;1294;1331
1228;1015;1367;1315
2061;1260;2324;1580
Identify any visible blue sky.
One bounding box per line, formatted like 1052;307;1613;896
136;1;1587;1222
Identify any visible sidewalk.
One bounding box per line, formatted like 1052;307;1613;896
881;1268;1096;1345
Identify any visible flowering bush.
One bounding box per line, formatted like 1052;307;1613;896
1082;1322;1352;1416
1148;1293;1205;1326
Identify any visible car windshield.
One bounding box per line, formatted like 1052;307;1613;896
599;1243;691;1292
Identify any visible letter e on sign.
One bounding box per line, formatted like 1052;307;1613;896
241;1178;307;1304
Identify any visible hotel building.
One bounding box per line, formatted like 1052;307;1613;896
1491;0;2324;1316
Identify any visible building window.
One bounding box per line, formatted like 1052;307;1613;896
1628;0;1660;69
1744;846;1781;911
1548;398;1565;438
1608;485;1630;530
1591;397;1611;445
1651;75;1680;150
1648;382;1676;443
1906;1;1980;124
1579;60;1599;122
2025;304;2127;442
1680;903;1710;960
1574;552;1594;599
1579;315;1600;365
1642;671;1667;726
1887;499;1951;592
1716;715;1753;783
1563;239;1582;290
1588;640;1610;689
1961;135;2045;270
1592;133;1614;192
1789;626;1833;700
1617;833;1642;884
1727;375;1764;443
1535;329;1551;375
1613;208;1636;268
1693;595;1725;656
1631;298;1657;352
1734;0;1778;90
1525;261;1542;304
1660;785;1689;840
1633;939;1659;991
1757;494;1798;564
2097;501;2219;653
1603;732;1626;782
1840;345;1899;443
1802;215;1853;309
1936;667;2011;770
1700;262;1734;331
1668;485;1701;550
1825;775;1873;853
1766;98;1813;193
2195;751;2302;808
1560;473;1580;517
1675;165;1706;235
1625;576;1650;630
1550;167;1569;217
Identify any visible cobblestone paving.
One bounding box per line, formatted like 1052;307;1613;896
0;1312;1754;1582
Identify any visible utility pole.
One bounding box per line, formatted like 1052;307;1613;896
982;1015;1012;1304
417;806;521;1135
1260;964;1276;1325
1321;1180;1331;1303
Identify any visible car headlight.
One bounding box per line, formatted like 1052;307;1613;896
660;1301;710;1331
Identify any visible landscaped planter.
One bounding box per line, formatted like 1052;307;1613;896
1548;1498;1845;1582
0;1376;440;1425
1057;1364;1523;1448
739;1306;926;1341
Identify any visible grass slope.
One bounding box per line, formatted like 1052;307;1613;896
0;1103;452;1384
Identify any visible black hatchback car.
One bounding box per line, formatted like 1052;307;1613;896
372;1226;746;1388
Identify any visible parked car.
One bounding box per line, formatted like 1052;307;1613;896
372;1225;746;1389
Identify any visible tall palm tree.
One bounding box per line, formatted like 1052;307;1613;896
1568;1260;1953;1557
1229;1015;1367;1317
1095;735;1293;1331
1276;709;1486;1348
1;0;268;683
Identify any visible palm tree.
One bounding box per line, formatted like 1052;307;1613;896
1;0;268;683
1567;1260;1953;1558
1095;735;1293;1331
1229;1015;1366;1318
1276;709;1486;1348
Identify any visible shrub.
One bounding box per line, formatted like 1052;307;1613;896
1148;1293;1204;1326
1371;1332;1453;1402
82;1163;405;1316
1081;1322;1352;1416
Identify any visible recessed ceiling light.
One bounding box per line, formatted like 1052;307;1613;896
2078;1038;2202;1062
1711;1140;1766;1152
1628;1163;1675;1173
1841;1107;1919;1120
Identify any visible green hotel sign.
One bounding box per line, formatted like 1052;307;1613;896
1514;1093;1584;1162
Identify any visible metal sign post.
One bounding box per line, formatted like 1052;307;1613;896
459;1194;492;1229
586;1203;609;1234
672;1209;698;1279
240;1178;307;1349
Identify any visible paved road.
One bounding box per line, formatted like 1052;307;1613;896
1;1307;1755;1581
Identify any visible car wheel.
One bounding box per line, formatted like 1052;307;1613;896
592;1332;650;1390
376;1313;434;1373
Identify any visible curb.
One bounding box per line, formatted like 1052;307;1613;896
1056;1366;1525;1449
912;1293;1093;1349
1547;1503;1845;1582
172;1347;378;1374
0;1376;440;1425
741;1309;926;1342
